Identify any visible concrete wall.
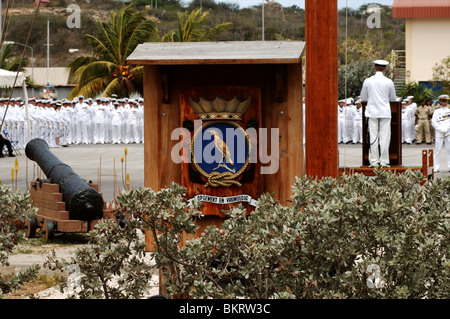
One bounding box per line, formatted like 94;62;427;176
405;17;450;83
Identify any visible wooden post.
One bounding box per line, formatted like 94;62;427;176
305;0;338;178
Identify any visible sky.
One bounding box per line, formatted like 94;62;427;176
217;0;395;9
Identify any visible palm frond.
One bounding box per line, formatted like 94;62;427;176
161;8;229;43
102;77;121;97
66;4;158;98
67;56;98;81
201;22;233;41
77;61;117;88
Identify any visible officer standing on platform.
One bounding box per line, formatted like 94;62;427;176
360;59;397;168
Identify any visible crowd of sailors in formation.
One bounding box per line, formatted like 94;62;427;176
0;95;144;149
338;95;444;145
1;93;447;151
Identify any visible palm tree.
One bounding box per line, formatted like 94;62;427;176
0;43;39;96
0;43;28;72
161;8;232;42
67;5;158;99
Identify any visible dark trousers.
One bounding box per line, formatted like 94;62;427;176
0;137;13;156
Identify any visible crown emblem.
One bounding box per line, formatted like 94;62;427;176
189;96;251;121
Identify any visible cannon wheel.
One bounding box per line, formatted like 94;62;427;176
42;220;55;242
24;216;37;238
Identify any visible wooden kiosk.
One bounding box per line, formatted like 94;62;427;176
127;41;305;250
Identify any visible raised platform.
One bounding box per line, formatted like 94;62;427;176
339;149;434;184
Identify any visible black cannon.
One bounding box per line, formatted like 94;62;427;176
25;138;104;221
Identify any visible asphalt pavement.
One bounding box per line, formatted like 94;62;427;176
0;142;145;204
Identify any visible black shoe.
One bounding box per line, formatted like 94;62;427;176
0;154;5;158
8;154;15;157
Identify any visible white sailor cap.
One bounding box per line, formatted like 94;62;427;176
439;94;449;100
338;99;346;103
78;95;84;99
374;60;389;66
355;99;362;104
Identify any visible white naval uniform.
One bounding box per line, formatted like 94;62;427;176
125;106;139;144
137;103;144;143
360;71;397;166
111;107;124;144
408;102;417;141
401;106;412;143
345;104;355;143
431;106;450;172
59;106;71;146
45;107;58;147
352;106;363;143
75;101;93;144
68;105;77;144
338;106;346;143
93;103;109;144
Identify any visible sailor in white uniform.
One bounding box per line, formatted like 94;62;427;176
431;95;450;172
111;102;124;144
401;99;412;144
360;60;397;168
406;96;417;142
337;99;347;143
352;100;363;143
75;96;93;144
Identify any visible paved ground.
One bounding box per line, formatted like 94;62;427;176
1;141;448;201
0;142;145;204
1;140;449;298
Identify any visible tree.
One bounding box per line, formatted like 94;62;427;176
0;43;39;95
161;8;232;42
431;56;450;95
399;82;434;102
67;5;158;99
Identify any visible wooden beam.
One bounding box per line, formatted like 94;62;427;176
143;65;161;191
305;0;338;178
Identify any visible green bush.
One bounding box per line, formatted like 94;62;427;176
0;185;39;297
45;217;154;299
51;170;449;299
117;170;449;299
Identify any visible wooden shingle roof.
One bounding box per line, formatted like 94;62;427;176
127;41;306;65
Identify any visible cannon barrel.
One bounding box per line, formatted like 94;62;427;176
26;138;104;220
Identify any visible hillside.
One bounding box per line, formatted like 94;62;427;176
2;0;404;69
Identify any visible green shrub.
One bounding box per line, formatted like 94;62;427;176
45;217;154;299
50;170;449;299
0;185;39;297
118;171;449;299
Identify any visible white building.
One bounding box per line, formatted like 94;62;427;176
393;0;450;85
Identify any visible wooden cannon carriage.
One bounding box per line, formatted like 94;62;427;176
24;138;112;241
25;180;113;241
